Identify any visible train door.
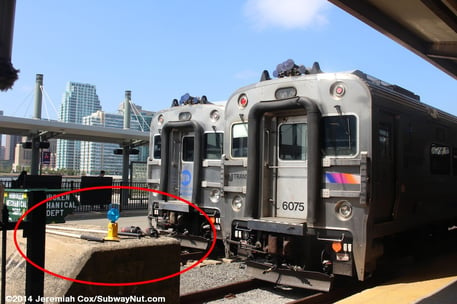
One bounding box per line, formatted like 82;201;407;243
168;129;195;201
274;116;308;219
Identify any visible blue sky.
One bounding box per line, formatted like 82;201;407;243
0;0;456;119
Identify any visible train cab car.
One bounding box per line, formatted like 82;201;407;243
147;94;225;249
226;60;457;291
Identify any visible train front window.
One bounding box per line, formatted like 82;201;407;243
204;133;223;159
279;123;307;160
153;135;161;159
182;136;194;162
232;123;248;158
322;115;357;156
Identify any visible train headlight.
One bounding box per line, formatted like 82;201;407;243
209;189;221;203
179;112;192;121
336;200;353;220
232;195;243;212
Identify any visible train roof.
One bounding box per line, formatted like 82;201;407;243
226;60;457;123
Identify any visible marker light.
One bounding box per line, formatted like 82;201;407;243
332;242;342;253
210;110;221;122
330;82;346;99
157;114;164;126
238;94;248;108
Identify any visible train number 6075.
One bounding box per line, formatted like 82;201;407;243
282;201;305;211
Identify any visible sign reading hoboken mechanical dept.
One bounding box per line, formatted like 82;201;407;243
4;189;78;224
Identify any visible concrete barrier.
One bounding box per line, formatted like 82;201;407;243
4;226;180;303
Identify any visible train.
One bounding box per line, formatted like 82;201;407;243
147;60;457;291
147;94;226;250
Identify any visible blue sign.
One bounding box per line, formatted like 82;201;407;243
181;170;192;186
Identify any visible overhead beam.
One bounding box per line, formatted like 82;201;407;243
0;115;149;145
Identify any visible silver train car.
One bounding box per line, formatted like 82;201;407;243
223;60;457;291
147;94;225;249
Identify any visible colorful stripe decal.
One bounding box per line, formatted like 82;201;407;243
325;172;360;184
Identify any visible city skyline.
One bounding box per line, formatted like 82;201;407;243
0;80;153;174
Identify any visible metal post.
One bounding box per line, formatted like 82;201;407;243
1;185;6;304
25;191;46;304
121;91;131;210
30;74;43;175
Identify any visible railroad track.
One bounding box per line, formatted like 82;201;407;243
179;277;365;304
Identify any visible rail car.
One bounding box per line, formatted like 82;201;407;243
223;60;457;291
147;94;226;249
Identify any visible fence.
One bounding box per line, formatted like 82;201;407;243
0;177;149;212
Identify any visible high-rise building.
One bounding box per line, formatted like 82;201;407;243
80;110;148;176
56;82;101;172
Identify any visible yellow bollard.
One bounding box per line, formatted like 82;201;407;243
105;221;120;241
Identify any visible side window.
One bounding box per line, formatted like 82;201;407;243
430;144;450;175
204;133;223;160
378;124;392;160
153;135;161;159
322;115;357;156
182;136;194;162
278;123;307;160
231;123;248;158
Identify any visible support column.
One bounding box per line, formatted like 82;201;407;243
30;74;43;175
121;91;131;209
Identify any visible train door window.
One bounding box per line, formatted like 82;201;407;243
204;132;223;159
153;135;161;159
322;115;357;156
430;144;450;174
278;123;307;160
378;124;392;160
232;123;248;158
182;136;194;162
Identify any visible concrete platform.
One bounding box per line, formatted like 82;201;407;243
3;224;180;303
336;251;457;304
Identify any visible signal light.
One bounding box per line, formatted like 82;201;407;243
113;148;140;155
22;141;50;149
129;148;139;155
22;142;32;149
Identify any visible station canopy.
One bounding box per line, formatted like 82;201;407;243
329;0;457;79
